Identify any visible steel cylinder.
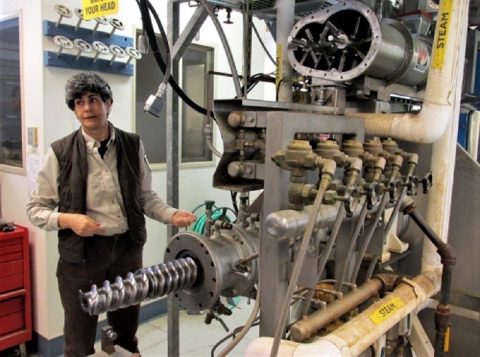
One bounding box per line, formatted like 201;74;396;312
164;225;258;311
287;1;431;86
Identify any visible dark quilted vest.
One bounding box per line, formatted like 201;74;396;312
51;127;147;264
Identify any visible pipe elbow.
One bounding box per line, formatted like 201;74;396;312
371;273;402;292
359;101;451;144
438;243;456;268
317;158;337;176
401;196;416;214
346;156;363;173
374;156;387;171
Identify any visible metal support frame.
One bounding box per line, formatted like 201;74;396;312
167;2;180;357
243;0;253;99
172;5;208;61
164;2;211;356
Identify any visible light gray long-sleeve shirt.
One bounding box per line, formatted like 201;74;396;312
26;126;177;236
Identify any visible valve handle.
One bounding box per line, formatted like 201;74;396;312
422;171;433;194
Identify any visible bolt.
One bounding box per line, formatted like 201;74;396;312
106;329;117;340
54;4;73;27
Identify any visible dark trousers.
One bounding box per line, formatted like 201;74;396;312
57;233;143;357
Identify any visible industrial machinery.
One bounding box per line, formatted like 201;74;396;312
79;0;474;356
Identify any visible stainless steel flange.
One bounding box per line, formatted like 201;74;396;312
164;225;258;311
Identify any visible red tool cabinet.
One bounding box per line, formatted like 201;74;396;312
0;225;32;353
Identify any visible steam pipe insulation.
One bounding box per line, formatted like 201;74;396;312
245;271;440;357
356;0;469;143
402;197;456;357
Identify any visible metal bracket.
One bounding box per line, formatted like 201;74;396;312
101;325;118;355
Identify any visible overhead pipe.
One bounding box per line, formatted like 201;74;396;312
275;0;295;103
354;0;469;144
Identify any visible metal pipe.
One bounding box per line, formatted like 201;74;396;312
383;185;408;239
275;0;295;103
269;156;336;356
198;0;243;98
290;277;384;342
270;158;335;356
299;203;347;317
349;192;389;283
335;199;369;291
403;199;456;356
205;71;238;158
354;0;469;144
265;196;390;242
246;270;439;356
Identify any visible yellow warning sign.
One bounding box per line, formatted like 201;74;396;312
431;0;453;69
82;0;119;20
369;297;405;326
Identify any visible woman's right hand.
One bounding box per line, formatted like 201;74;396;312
58;213;105;237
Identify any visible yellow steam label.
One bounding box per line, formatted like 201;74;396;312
432;0;453;69
369;297;405;326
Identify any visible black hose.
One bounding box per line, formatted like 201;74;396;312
136;0;215;120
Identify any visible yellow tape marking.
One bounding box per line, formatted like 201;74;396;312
82;0;119;20
432;0;453;69
369;297;405;326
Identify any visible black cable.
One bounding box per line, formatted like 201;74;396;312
241;73;275;95
210;320;260;357
136;0;215;120
230;191;239;216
